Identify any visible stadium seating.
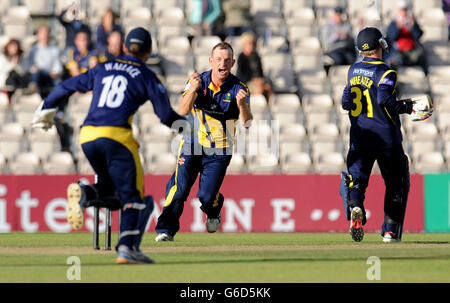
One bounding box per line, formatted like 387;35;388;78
0;0;448;175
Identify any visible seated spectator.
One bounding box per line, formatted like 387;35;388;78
222;0;252;37
3;39;31;98
95;8;123;51
237;32;273;101
97;30;124;63
28;25;63;99
385;1;427;72
321;7;356;69
189;0;222;36
63;30;98;78
58;2;92;49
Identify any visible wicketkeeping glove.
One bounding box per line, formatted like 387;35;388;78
31;101;58;131
411;102;433;122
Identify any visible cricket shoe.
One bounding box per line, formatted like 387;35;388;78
155;233;174;242
349;207;364;242
116;245;155;264
382;232;401;243
66;183;86;230
206;214;221;233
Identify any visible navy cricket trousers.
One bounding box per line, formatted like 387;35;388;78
80;126;145;248
155;140;232;236
346;144;410;233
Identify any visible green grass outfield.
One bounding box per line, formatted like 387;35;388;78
0;232;449;283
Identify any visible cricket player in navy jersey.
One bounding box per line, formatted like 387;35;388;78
31;27;186;264
339;27;432;243
154;42;253;242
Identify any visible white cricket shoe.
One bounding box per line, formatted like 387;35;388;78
382;232;401;243
349;207;364;242
206;214;221;233
155;233;174;242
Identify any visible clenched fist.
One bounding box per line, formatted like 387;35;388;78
188;72;202;93
236;89;248;108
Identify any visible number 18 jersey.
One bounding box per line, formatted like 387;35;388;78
341;57;411;150
44;54;180;128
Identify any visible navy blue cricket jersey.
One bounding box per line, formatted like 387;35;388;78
182;70;250;149
342;57;413;149
43;54;182;128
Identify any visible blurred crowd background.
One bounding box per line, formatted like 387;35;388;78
0;0;449;176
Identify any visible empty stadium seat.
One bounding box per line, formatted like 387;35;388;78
2;6;32;38
309;123;340;141
0;123;25;160
314;152;345;174
153;0;183;16
311;138;343;162
279;123;307;142
270;93;301;113
147;152;177;174
9;152;41;175
191;35;222;55
250;0;281;14
156;7;185;26
302;93;334;113
43;152;76;175
22;0;53;16
227;154;247;174
161;53;194;76
120;0;150;17
409;138;442;160
280;140;308;158
414;151;445;173
28;126;60;159
247;153;280;174
281;152;312;174
159;35;191;55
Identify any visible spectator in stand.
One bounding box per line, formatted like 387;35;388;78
236;32;273;101
443;0;450;40
222;0;252;37
28;25;63;99
189;0;222;36
3;39;31;98
95;8;123;51
97;30;124;63
58;2;92;49
64;30;99;78
385;0;427;72
321;7;356;69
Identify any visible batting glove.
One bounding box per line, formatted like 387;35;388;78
31;101;58;131
411;102;433;122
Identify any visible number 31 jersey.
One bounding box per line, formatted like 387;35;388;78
341;57;411;150
44;54;180;128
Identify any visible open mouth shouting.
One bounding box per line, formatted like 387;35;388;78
218;67;228;76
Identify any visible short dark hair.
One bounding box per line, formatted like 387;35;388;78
211;42;234;57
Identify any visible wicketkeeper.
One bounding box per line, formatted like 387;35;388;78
339;27;432;243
